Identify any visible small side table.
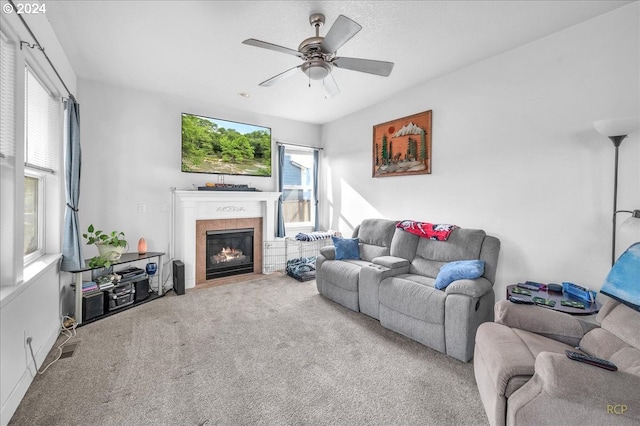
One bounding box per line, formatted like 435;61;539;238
506;284;601;315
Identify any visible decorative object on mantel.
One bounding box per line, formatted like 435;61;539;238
197;183;260;192
373;110;432;178
82;224;128;268
138;237;147;255
593;116;639;265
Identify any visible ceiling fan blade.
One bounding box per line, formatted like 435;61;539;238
242;38;304;58
323;73;340;99
333;57;394;77
320;15;362;53
259;65;302;87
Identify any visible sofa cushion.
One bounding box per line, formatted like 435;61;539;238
332;237;360;260
319;259;370;292
596;300;640;350
389;228;419;260
379;275;445;324
434;260;485;290
357;219;397;261
475;322;576;398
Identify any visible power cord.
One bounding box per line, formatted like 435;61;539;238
27;315;78;375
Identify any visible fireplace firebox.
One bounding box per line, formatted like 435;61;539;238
206;228;254;279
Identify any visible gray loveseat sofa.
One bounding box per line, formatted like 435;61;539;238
316;218;501;362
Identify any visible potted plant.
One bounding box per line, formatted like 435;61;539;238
83;224;128;268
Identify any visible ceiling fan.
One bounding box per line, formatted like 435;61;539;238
242;13;394;98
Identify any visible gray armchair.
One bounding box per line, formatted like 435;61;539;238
474;299;640;426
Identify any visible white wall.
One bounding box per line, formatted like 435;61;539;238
320;3;640;299
0;267;61;426
76;79;321;289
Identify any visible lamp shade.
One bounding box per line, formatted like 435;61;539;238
593;117;639;137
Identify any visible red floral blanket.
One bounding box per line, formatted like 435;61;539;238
396;220;458;241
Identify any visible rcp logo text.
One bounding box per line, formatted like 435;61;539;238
607;404;628;415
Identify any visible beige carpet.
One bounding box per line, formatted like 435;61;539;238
10;273;488;425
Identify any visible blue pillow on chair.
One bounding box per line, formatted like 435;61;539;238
434;260;485;290
332;237;360;260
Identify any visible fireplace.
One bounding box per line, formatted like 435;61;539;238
206;228;254;279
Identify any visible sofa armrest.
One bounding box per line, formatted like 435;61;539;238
358;258;410;319
535;352;640;419
494;300;597;347
371;255;410;269
319;246;335;260
361;256;410;283
444;277;493;298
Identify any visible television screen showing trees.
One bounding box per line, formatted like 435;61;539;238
181;113;272;177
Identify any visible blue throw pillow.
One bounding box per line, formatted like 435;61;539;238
434;260;485;290
332;237;360;260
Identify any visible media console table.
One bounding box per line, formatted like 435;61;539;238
69;252;165;325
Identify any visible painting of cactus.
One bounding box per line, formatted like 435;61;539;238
373;110;432;178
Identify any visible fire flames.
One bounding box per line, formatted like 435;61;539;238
211;247;245;264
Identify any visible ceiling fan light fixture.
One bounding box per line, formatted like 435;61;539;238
302;59;332;80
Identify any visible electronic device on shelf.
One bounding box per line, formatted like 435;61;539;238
197;184;259;192
116;266;146;282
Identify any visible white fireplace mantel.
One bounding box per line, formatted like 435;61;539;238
172;190;281;289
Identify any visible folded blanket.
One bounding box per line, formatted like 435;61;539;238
294;231;340;241
396;220;458;241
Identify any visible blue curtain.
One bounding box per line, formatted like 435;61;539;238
276;144;286;238
313;149;319;231
60;97;84;271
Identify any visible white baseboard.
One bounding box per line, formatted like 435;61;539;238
0;323;60;426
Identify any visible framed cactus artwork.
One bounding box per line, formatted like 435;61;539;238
372;110;432;178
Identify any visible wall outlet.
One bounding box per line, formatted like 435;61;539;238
160;203;169;213
24;329;32;347
138;203;146;213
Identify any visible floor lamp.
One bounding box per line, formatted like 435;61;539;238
593;117;640;265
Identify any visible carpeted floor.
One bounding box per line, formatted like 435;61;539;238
10;273;489;425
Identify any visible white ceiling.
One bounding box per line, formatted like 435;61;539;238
45;0;632;125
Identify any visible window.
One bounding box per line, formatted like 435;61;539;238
1;30;17;284
282;147;315;226
23;171;44;260
23;66;60;263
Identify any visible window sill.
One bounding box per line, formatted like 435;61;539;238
0;253;61;308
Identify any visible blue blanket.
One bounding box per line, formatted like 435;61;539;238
600;242;640;312
295;231;334;241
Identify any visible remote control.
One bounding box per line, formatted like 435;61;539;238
509;296;534;305
517;283;539;291
512;287;531;296
525;281;547;291
565;350;618;371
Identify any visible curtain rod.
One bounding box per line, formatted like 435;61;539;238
277;141;323;150
9;0;75;100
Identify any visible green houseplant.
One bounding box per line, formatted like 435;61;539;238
83;224;128;268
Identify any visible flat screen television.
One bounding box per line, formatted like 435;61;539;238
181;112;272;177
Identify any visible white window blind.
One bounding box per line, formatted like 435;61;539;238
24;67;59;172
0;30;15;159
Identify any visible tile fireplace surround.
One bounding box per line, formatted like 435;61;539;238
173;190;281;289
